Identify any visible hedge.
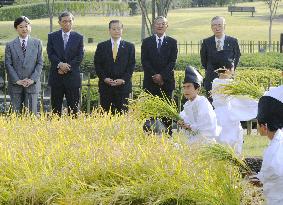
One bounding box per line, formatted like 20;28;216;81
1;47;282;72
0;1;130;21
82;51;283;73
0;49;283;75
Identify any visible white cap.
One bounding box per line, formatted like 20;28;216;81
264;86;283;103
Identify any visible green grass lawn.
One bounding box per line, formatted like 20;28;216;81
0;1;283;52
243;133;269;157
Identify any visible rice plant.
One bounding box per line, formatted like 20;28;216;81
0;111;255;204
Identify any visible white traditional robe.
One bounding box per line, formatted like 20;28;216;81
179;95;221;143
264;85;283;100
257;129;283;205
211;78;258;154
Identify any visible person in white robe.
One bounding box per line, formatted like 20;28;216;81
211;61;258;154
178;66;221;143
256;86;283;205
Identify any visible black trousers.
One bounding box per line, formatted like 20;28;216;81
205;89;213;105
100;91;129;114
51;86;80;117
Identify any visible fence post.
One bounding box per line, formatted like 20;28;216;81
177;76;182;113
4;72;7;112
139;74;142;89
40;71;45;113
80;73;84;112
185;41;188;55
86;72;91;114
247;120;252;135
280;33;283;53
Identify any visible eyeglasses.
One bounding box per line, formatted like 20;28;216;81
62;20;73;24
154;22;167;27
211;24;224;28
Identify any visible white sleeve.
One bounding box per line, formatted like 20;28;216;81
258;137;283;183
180;110;191;125
190;99;220;137
229;97;258;121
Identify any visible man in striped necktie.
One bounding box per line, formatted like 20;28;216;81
4;16;43;114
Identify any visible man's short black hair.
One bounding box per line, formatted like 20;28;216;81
109;20;123;29
193;82;201;90
14;16;30;29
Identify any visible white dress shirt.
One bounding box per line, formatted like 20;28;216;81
111;37;121;50
215;34;225;50
62;31;70;42
19;36;29;48
155;34;165;48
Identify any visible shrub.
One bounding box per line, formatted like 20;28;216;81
1;47;282;72
239;52;283;70
0;1;130;21
80;68;282;112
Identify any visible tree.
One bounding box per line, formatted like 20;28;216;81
156;0;172;17
46;0;55;32
138;0;152;37
137;0;173;38
266;0;281;50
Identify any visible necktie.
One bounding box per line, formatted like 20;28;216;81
63;33;68;50
113;40;118;61
21;39;26;57
157;38;162;53
216;40;221;51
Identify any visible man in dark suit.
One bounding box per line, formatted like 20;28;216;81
94;20;135;114
141;16;178;135
200;16;241;102
47;11;84;116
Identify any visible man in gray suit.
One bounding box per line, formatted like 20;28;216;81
5;16;43;114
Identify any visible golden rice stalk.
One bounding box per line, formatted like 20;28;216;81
212;78;264;99
201;143;251;174
128;91;182;121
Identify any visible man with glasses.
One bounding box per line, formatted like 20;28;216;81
141;16;178;135
47;11;84;116
200;16;241;103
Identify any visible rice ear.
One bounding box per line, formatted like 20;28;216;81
200;143;252;174
211;79;264;99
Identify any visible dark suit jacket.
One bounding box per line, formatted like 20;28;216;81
141;35;178;95
200;35;241;91
94;39;135;94
47;30;84;88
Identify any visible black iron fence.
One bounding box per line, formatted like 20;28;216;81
175;40;281;54
0;71;282;134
